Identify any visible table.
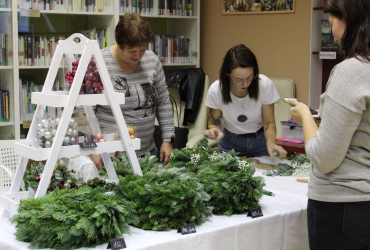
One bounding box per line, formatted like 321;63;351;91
0;158;309;250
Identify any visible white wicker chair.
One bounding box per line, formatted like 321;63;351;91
0;140;22;194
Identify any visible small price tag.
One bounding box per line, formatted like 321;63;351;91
247;206;263;218
319;51;336;60
20;9;40;17
106;238;126;250
177;223;196;235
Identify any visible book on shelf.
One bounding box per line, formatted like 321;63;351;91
18;34;65;66
18;0;65;11
19;79;61;122
321;20;339;51
0;0;11;8
69;0;108;12
0;34;10;66
0;89;10;122
148;34;193;64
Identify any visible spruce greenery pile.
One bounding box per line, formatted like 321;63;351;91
10;186;138;250
107;153;162;178
198;167;265;216
168;140;265;216
114;167;213;231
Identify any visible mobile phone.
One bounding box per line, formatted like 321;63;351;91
284;97;319;116
283;97;297;104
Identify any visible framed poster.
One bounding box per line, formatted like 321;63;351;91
222;0;295;15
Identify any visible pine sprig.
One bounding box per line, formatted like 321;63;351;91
10;187;138;250
114;168;213;231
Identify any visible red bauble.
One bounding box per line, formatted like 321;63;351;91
88;73;94;80
94;70;99;76
89;89;95;94
51;174;55;178
88;65;93;71
72;70;76;75
95;88;102;94
69;76;74;81
92;83;98;88
84;75;88;80
85;80;91;86
35;177;40;182
72;61;76;67
90;58;95;65
98;83;103;89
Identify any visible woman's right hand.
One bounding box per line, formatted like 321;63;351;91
203;128;224;141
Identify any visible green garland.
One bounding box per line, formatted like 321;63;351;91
198;167;265;216
114;168;213;231
10;187;138;250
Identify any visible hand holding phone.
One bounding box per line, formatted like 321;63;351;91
283;98;319;116
283;98;297;104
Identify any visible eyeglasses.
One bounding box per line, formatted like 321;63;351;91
230;74;257;85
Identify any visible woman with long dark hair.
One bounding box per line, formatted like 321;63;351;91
204;44;286;159
289;0;370;248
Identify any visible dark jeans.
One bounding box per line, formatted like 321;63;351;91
307;199;370;250
218;127;268;157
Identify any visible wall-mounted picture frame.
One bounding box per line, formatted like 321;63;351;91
222;0;295;15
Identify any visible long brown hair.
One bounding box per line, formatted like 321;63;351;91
219;44;260;104
324;0;370;61
115;14;154;49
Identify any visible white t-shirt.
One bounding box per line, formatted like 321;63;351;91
206;74;279;134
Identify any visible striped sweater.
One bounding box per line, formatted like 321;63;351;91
80;47;175;156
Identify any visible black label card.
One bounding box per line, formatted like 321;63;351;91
106;238;126;249
247;207;263;218
177;223;196;235
78;141;97;148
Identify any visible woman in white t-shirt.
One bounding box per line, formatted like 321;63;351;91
204;44;287;159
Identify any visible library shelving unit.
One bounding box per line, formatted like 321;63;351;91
0;2;15;139
309;0;342;109
1;0;200;140
0;33;142;215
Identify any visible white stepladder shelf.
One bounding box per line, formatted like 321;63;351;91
0;33;143;215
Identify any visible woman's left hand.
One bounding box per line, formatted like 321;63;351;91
160;142;172;166
289;99;312;125
267;142;287;159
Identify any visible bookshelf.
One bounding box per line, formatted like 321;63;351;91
0;0;200;140
309;0;342;109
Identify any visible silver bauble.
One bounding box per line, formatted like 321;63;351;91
63;136;70;145
44;141;52;148
69;118;75;126
44;131;52;139
67;128;73;136
38;140;44;146
37;123;42;130
73;122;78;129
38;129;45;136
52;129;57;136
41;119;47;124
55;118;60;125
64;183;69;188
70;136;76;144
38;145;44;149
72;129;78;136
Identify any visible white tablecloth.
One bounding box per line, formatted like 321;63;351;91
0;158;309;250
